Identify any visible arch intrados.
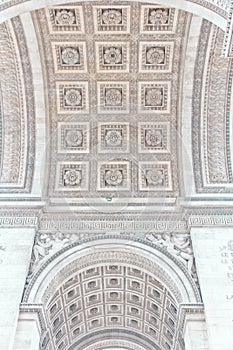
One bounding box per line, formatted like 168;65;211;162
0;0;227;29
67;329;161;350
24;237;200;304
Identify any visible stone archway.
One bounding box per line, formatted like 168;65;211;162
20;236;203;350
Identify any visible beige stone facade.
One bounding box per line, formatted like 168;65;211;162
0;0;233;349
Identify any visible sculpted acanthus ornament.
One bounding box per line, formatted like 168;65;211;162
55;10;76;25
146;233;194;275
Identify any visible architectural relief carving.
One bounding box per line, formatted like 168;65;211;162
93;5;130;33
29;231;197;287
32;232;72;269
47;6;85;33
138;122;170;153
33;3;187;200
0;210;39;227
193;22;233;192
56;162;89;191
39;213;188;232
146;233;194;275
139;42;173;73
140;6;178;33
138;82;171;113
139;161;172;191
0;0;230;18
52;41;87;72
0;18;35;192
24;245;200;350
58;122;90;153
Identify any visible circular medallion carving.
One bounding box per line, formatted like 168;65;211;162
146;47;165;64
145;169;164;186
104;169;123;186
104;47;122;64
149;9;169;25
61;47;80;65
101;9;122;25
55;10;76;25
64;170;82;186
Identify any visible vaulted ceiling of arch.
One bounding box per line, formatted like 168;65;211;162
0;1;232;207
32;2;191;206
41;263;183;350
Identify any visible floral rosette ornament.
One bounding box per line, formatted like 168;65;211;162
61;47;80;65
55;9;76;25
64;169;82;186
101;9;122;25
145;88;163;106
105;88;122;106
146;47;165;64
104;169;123;186
105;130;122;147
149;9;169;25
64;88;82;106
104;47;122;65
65;130;83;147
145;169;164;186
145;129;162;147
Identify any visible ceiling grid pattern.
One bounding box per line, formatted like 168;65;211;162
33;2;190;204
43;264;180;350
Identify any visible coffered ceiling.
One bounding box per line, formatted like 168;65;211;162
42;263;183;350
0;0;233;208
32;3;191;207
